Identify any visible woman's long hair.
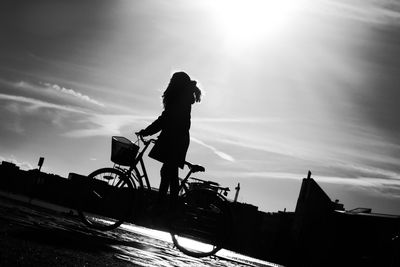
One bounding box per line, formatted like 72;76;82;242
162;72;202;109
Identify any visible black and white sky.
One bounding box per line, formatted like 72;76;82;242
1;0;400;214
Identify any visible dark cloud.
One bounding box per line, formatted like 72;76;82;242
352;24;400;141
0;0;116;80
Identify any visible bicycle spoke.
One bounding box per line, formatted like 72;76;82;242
91;190;103;200
77;168;135;231
170;188;231;257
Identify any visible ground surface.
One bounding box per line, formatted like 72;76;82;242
0;194;280;267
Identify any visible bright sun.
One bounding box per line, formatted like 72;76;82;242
209;0;307;50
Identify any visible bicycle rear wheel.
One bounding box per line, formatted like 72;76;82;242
78;167;135;231
170;188;231;257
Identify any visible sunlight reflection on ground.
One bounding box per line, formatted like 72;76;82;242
120;223;283;267
0;193;283;267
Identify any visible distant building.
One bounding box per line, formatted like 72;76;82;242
0;161;20;171
290;174;400;267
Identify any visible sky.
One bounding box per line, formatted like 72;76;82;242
1;0;400;214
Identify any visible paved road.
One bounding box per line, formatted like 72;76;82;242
0;194;281;267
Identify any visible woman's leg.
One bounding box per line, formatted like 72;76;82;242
169;166;179;209
159;163;171;199
159;163;179;210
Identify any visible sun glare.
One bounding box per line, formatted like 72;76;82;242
209;0;307;50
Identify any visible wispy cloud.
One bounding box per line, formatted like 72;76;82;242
191;136;235;162
193;121;309;161
0;93;87;114
190;115;400;196
338;163;400;180
63;114;154;138
239;170;400;193
0;79;105;110
42;82;105;107
0;77;159;138
194;117;282;123
320;0;400;24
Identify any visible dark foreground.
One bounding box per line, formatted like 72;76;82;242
0;194;280;267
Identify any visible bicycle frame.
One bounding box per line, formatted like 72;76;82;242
122;135;207;193
80;134;232;257
128;137;155;190
114;135;231;204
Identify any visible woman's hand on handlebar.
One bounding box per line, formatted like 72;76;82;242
135;130;146;142
135;130;156;144
136;129;146;137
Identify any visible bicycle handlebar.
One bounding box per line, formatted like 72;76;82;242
135;132;156;145
135;132;205;173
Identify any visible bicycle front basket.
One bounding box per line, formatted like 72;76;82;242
111;136;139;166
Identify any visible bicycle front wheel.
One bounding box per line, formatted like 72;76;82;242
170;188;231;257
78;167;136;231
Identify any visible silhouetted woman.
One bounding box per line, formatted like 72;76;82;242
138;71;202;211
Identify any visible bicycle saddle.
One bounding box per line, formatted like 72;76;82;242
191;164;205;173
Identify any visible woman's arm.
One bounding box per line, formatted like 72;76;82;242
139;110;166;136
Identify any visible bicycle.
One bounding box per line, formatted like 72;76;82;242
76;134;232;257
